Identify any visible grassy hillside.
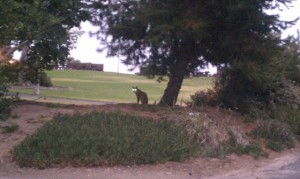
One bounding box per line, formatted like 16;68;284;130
15;70;213;103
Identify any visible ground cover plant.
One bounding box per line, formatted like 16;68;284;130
12;111;198;168
10;70;213;104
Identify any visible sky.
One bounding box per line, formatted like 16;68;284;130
70;2;300;74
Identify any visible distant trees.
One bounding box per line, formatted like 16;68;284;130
90;0;297;106
68;58;82;64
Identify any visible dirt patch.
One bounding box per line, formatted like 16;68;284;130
0;101;299;179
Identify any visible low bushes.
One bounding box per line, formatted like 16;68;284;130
12;111;198;168
175;113;266;159
251;120;295;151
0;98;13;120
189;76;300;152
188;89;218;107
0;85;14;120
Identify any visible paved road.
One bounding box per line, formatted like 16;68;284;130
210;148;300;179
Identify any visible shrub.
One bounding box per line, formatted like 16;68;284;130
245;80;300;135
251;120;295;151
23;70;53;87
175;114;265;159
213;67;276;113
0;63;17;120
0;85;14;121
269;80;300;109
284;35;300;85
12;111;198;168
268;106;300;136
40;71;53;87
188;89;218;107
0;98;13;120
234;143;267;159
0;62;23;84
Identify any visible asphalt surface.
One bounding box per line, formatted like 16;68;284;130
220;153;300;179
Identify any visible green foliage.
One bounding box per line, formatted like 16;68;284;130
22;69;53;87
213;59;286;113
1;0;91;69
0;64;15;120
2;123;19;133
0;84;15;121
12;111;198;168
242;80;300;136
269;80;300;109
188;89;218;107
0;61;53;87
90;0;294;106
0;62;22;84
40;72;53;87
92;0;292;71
0;98;13;121
251;120;295;152
267;106;300;136
283;35;300;84
234;143;267;159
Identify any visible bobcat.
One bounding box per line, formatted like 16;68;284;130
132;86;148;105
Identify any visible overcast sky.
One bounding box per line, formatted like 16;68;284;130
70;2;300;74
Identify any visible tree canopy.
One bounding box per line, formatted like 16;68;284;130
0;0;90;68
90;0;297;106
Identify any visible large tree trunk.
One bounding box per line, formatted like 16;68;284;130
158;59;189;106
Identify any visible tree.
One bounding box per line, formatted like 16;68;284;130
0;0;90;65
283;32;300;84
90;0;296;106
1;0;91;94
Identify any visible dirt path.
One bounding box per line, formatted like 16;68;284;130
0;102;299;179
18;94;116;105
1;147;300;179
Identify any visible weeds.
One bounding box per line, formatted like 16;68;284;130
2;123;19;133
268;106;300;136
187;89;218;107
12;111;198;168
234;143;267;159
251;120;295;151
175;112;266;159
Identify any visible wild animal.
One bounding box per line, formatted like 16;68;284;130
132;86;148;105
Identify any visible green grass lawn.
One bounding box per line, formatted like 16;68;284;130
13;70;213;103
